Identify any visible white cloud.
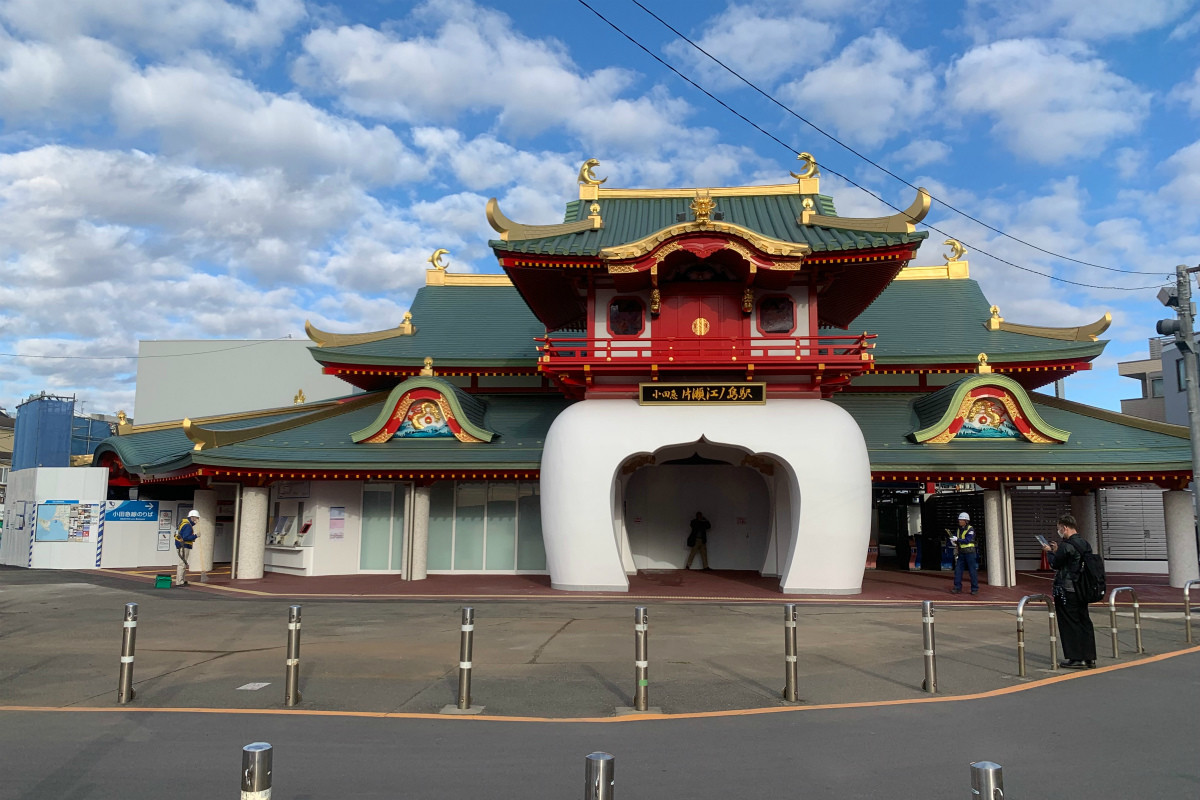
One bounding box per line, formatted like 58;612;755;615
294;3;632;133
1158;139;1200;213
662;5;838;89
0;0;306;53
892;139;951;168
0;30;131;124
1169;67;1200;116
111;62;426;185
945;39;1149;164
965;0;1193;41
777;30;936;148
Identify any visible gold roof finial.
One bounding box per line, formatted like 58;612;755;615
577;158;607;186
428;248;449;271
944;238;967;263
116;410;131;434
420;357;435;377
790;152;819;181
690;190;716;226
977;353;993;374
986;305;1004;331
293;389;306;404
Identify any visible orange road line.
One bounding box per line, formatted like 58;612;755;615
2;645;1196;724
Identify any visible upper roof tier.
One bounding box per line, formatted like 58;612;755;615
487;159;933;331
488;158;930;256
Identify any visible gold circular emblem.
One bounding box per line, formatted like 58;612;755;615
691;317;711;336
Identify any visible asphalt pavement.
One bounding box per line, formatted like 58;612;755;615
1;566;1198;799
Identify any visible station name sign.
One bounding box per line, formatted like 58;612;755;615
638;382;766;405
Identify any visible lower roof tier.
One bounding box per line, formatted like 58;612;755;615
96;385;1190;487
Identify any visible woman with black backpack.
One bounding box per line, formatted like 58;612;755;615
1042;514;1097;669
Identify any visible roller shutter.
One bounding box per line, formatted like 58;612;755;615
1010;488;1071;560
1098;485;1167;561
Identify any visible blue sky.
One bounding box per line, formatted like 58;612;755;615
1;0;1199;418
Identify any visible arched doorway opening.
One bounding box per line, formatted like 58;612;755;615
617;439;779;574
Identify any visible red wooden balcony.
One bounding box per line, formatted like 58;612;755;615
535;333;875;377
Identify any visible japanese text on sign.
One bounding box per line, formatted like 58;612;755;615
638;383;765;405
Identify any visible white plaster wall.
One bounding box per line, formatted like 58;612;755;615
308;482;364;576
100;516;174;568
134;339;349;424
1;468;109;569
624;465;770;570
540;399;871;593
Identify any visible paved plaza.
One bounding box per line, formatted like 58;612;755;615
1;566;1198;798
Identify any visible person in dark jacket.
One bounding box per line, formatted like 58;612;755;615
684;512;711;570
1042;513;1096;668
174;510;200;586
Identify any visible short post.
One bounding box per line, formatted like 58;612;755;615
457;607;475;710
970;761;1003;799
633;606;649;712
1184;579;1199;644
1017;594;1058;677
584;752;615;800
783;603;798;701
283;605;301;707
241;742;273;800
117;602;138;704
1107;587;1144;658
921;600;937;694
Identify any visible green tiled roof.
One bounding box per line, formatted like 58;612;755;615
97;394;572;475
309;285;546;366
308;277;1102;372
491;193;926;256
832;392;1190;472
101;389;1189;478
825;279;1106;364
94;408;320;472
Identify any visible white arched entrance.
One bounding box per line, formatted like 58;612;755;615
539;399;872;593
622;442;773;572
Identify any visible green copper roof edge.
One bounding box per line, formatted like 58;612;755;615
871;340;1106;364
308;349;538;367
349;377;496;443
909;374;1071;443
1029;391;1190;439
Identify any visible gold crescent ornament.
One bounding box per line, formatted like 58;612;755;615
428;248;450;271
789;152;819;181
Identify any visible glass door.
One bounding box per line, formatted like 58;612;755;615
360;483;409;572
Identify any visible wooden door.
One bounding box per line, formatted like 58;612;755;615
659;286;743;359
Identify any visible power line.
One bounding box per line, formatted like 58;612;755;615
0;336;298;362
572;0;1170;291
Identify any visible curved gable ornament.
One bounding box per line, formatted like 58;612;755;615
350;378;495;444
909;375;1069;445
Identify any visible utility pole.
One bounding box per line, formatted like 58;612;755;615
1156;264;1200;559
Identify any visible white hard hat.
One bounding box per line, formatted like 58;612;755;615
188;510;200;518
958;512;970;521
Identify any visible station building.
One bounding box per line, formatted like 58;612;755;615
88;161;1200;592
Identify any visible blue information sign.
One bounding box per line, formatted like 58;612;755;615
104;500;160;522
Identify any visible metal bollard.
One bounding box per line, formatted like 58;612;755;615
242;742;273;800
584;752;615;800
1107;587;1144;658
970;761;1003;799
457;607;475;710
117;602;138;704
283;605;301;706
1017;594;1058;677
921;600;937;694
633;606;649;712
1184;580;1199;643
783;603;798;701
